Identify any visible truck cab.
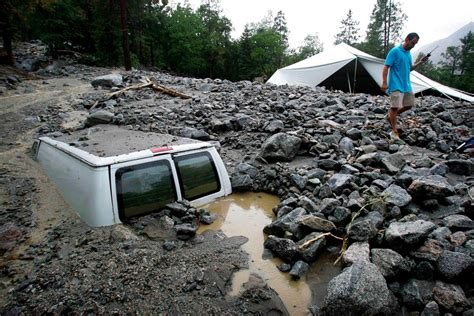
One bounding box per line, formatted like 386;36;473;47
32;125;232;227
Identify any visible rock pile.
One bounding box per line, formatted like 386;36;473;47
76;71;474;314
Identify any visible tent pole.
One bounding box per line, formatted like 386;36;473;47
353;59;358;94
347;71;352;94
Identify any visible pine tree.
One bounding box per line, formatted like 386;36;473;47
361;0;407;58
334;9;360;46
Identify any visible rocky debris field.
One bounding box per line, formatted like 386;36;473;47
0;42;473;314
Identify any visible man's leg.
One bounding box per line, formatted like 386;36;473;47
389;91;403;135
397;92;415;115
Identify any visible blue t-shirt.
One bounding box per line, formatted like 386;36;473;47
384;45;413;94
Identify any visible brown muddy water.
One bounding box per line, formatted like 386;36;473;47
198;192;342;315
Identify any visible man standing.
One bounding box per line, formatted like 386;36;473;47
381;32;428;142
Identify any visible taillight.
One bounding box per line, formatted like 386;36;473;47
150;147;172;153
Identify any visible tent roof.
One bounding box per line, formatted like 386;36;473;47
267;43;473;103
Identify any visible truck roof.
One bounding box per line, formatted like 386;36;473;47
38;125;213;167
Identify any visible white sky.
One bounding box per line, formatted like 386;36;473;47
171;0;474;50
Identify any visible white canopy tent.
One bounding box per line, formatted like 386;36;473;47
267;43;474;103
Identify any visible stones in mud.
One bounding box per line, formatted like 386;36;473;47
297;232;327;263
263;207;306;238
297;215;335;232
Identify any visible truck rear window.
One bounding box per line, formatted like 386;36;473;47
174;152;220;200
116;160;176;219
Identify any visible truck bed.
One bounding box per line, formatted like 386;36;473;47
53;125;203;157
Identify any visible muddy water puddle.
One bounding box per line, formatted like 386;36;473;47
198;192;341;315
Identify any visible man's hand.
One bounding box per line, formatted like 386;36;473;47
381;82;387;92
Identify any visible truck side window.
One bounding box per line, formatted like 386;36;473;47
116;160;176;219
174;152;220;200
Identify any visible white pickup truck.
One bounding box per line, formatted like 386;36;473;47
32;125;232;227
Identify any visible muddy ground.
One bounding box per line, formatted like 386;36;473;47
0;69;289;315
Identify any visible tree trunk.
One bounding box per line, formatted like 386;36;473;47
0;1;15;65
119;0;132;70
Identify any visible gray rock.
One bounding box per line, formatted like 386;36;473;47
385;220;436;246
430;163;449;176
235;163;258;178
319;198;341;215
263;207;307;238
174;223;197;240
371;248;411;278
264;235;298;262
381;153;406;174
332;207;351;224
180;127;210;140
259;133;301;162
326;174;354;194
348;218;377;241
339;137;355;154
86;110;114;126
436;250;473;280
230;174;253;191
297;232;326;263
346;128;362;140
289;260;310;279
166;202;189;217
91;74;123;88
291;174;308;190
409;239;444;262
421;301;440;316
442;215;474;230
317;159;340;170
298;196;318;212
265;119;284;133
143;216;175;239
446;159;473;175
399;280;424;309
408;175;455;199
297;215;336;232
383;184;412;207
324;261;397;314
343;241;370;264
433;281;470;313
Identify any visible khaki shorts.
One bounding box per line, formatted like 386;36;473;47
390;91;415;109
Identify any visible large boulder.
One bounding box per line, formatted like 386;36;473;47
91;73;123;88
259;133;302;162
436;250;473;280
86;110;114;126
323;261;397;314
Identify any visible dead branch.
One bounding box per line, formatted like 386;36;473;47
149;77;191;99
106;81;153;98
298;232;343;250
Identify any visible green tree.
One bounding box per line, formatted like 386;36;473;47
334;9;360;45
197;0;232;78
272;10;289;67
298;34;324;59
360;0;407;57
440;46;462;76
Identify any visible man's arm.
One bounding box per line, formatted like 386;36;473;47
381;65;389;92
